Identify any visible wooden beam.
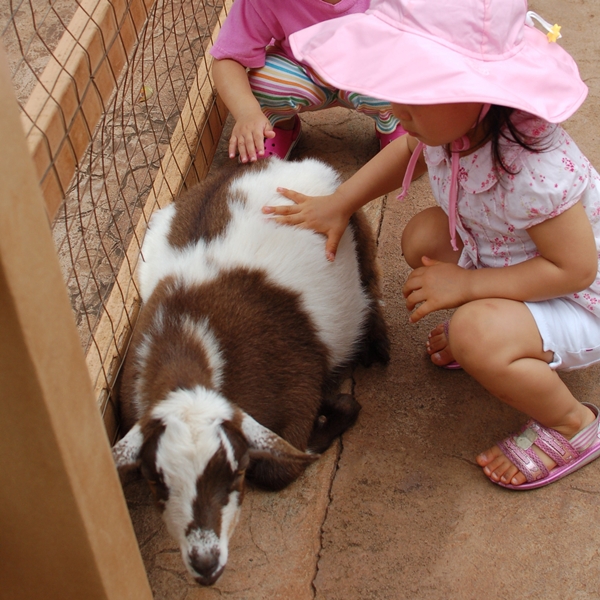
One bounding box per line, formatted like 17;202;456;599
0;42;152;600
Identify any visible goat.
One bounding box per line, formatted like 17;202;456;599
112;157;389;585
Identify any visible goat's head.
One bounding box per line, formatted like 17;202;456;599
113;386;316;585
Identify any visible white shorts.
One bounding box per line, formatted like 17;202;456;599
526;298;600;371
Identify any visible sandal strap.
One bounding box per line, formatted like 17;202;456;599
571;402;600;451
525;421;578;467
497;434;548;483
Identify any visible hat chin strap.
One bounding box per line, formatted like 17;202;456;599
397;103;492;252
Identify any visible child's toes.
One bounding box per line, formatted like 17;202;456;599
426;336;445;355
477;446;511;480
483;457;510;481
478;444;528;485
427;328;447;354
477;444;503;466
430;348;455;366
499;464;521;485
429;323;445;338
505;470;528;486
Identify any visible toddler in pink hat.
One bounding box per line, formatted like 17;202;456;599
210;0;404;163
263;0;600;489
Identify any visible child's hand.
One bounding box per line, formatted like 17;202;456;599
402;256;469;322
230;112;275;163
262;189;352;262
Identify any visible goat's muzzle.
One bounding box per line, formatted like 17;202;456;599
189;547;224;586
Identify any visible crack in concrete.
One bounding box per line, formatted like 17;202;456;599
139;528;163;550
248;498;271;565
570;485;599;494
311;203;381;598
450;453;479;468
311;376;356;599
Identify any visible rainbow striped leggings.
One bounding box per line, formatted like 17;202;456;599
248;51;399;134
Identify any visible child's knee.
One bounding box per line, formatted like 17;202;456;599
401;207;453;268
451;300;507;356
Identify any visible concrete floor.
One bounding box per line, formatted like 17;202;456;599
123;1;600;597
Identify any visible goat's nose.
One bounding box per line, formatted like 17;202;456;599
189;547;223;586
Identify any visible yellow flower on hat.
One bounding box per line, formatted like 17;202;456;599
526;12;562;43
547;24;561;43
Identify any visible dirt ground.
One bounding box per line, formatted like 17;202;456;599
123;0;600;598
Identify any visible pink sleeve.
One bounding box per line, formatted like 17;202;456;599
210;0;273;68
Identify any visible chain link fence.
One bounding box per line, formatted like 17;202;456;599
1;0;230;438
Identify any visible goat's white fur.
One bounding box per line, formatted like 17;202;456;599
112;423;144;467
152;389;237;567
138;159;369;368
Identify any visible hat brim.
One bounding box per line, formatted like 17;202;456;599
290;13;587;123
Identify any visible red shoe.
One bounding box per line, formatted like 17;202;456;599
263;115;302;160
376;124;407;150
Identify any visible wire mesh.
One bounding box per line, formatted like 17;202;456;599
1;0;229;436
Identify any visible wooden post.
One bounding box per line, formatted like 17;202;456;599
0;42;152;600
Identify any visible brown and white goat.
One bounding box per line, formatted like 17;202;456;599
112;157;389;585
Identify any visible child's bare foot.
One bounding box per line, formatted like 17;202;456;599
426;322;456;367
476;443;552;486
477;405;598;486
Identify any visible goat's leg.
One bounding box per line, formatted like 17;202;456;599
360;303;391;367
307;393;361;454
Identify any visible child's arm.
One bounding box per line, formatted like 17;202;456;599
263;134;427;261
403;201;598;322
212;58;275;162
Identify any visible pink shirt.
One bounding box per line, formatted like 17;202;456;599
210;0;369;68
424;111;600;315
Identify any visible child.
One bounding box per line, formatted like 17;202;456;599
210;0;404;163
262;0;600;489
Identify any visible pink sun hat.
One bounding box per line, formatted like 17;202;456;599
289;0;587;123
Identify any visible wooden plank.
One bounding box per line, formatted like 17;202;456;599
86;3;232;440
0;42;152;600
22;0;156;220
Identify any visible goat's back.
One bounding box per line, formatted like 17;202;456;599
138;158;371;370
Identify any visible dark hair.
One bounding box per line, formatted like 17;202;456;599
482;105;554;175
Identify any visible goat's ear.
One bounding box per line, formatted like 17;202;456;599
239;411;309;458
240;412;318;490
112;422;144;469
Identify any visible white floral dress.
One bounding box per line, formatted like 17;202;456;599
424;111;600;316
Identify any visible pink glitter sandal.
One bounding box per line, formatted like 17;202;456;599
494;402;600;490
263;115;302;160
